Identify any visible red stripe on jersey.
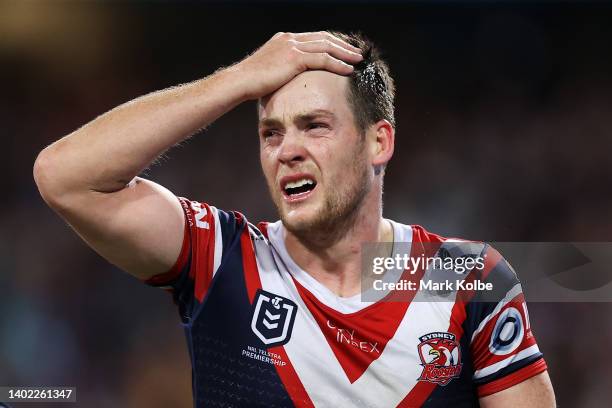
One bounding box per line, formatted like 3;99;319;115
477;358;547;397
411;225;446;245
194;203;217;302
258;221;270;240
238;214;263;304
268;345;316;408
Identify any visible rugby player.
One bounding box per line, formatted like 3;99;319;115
34;31;555;407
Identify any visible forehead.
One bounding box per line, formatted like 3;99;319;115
258;71;352;123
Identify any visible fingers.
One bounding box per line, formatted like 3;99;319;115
299;52;355;76
287;31;363;76
262;31;363;79
295;39;363;65
293;31;361;54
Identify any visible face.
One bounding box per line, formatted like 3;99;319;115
258;71;373;238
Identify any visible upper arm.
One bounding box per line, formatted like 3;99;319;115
51;176;185;281
466;244;551;400
479;371;556;407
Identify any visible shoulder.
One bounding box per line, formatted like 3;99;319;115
403;223;483;248
404;223;519;290
406;223;491;260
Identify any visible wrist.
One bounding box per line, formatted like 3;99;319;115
213;63;255;103
186;65;252;120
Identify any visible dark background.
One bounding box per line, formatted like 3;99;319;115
1;1;611;406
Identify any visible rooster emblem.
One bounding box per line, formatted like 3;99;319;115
417;332;463;386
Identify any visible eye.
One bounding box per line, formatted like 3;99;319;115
261;129;281;139
307;122;329;130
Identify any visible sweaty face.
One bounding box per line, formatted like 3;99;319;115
258;71;373;240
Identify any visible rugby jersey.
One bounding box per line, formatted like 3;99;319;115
146;198;547;407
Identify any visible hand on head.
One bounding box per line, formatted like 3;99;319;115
235;31;363;100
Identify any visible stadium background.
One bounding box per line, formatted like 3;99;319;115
1;1;611;406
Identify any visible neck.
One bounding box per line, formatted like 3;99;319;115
283;186;393;297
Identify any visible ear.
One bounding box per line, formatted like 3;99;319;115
368;119;395;168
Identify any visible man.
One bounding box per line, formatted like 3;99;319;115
34;31;555;407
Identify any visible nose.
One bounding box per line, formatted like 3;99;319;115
277;132;306;166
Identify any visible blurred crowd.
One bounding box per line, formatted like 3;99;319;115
1;1;611;407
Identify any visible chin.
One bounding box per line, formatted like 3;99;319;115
280;210;315;231
279;203;323;234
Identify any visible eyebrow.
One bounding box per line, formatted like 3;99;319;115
259;109;336;128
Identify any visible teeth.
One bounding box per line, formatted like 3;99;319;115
285;178;314;190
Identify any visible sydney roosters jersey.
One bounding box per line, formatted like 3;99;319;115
146;198;547;407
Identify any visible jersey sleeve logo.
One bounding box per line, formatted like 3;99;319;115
189;201;210;229
250;289;298;347
489;307;525;355
417;332;463;386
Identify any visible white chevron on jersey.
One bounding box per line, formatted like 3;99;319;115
267;219;413;313
252;221;462;407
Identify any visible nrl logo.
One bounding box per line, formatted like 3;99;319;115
417;332;463;386
251;289;297;347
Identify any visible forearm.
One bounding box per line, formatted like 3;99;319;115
34;66;246;200
479;372;556;408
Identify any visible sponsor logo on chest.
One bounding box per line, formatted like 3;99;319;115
326;320;381;354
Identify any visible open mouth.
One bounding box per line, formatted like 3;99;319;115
281;176;317;201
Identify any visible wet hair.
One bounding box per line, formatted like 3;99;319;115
327;30;396;132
